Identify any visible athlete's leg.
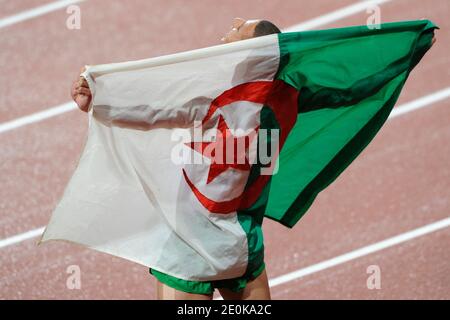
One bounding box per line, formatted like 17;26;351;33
217;269;271;300
156;280;213;300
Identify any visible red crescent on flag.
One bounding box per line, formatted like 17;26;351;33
183;80;299;214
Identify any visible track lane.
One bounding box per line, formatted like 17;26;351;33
0;0;448;299
271;227;450;299
0;0;355;123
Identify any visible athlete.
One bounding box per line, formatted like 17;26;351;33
71;18;282;300
70;17;437;300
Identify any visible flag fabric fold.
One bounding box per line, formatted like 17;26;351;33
41;20;437;281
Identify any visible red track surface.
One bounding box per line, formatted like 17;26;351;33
0;0;449;299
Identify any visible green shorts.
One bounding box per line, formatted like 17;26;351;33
149;205;266;295
149;262;266;295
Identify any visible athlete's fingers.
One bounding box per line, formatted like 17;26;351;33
71;80;79;100
75;94;91;112
77;67;88;86
78;77;89;88
77;87;92;96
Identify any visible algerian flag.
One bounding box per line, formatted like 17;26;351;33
41;20;437;281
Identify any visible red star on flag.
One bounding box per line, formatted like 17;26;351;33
186;115;258;184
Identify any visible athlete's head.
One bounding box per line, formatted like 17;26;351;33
221;18;281;43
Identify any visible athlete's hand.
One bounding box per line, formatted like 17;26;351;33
71;67;92;112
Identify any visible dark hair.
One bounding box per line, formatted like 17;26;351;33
253;20;281;37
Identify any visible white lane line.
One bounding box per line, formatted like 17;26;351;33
0;0;392;133
0;102;76;134
390;87;450;119
284;0;392;32
269;216;450;288
0;0;85;29
0;227;45;249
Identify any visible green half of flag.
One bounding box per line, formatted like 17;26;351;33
243;19;438;228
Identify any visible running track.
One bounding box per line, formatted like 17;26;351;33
0;0;449;299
